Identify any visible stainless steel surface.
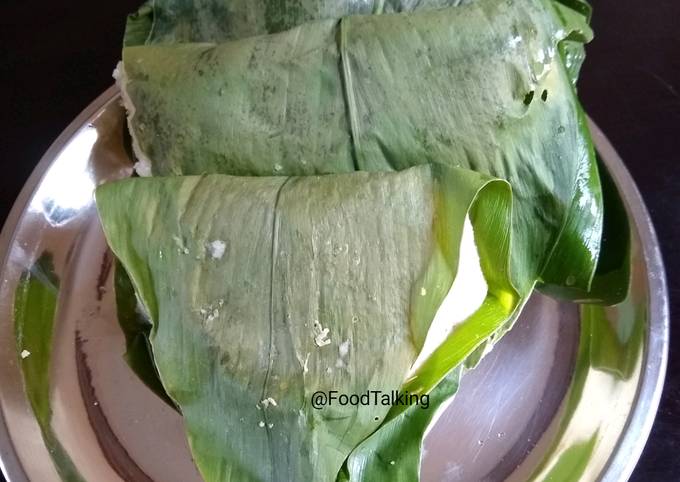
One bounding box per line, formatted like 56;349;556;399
0;88;669;481
586;122;669;482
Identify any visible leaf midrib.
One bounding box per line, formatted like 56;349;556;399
260;176;293;481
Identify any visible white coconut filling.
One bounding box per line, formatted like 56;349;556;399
409;215;488;375
113;61;153;177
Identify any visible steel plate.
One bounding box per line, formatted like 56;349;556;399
0;87;669;482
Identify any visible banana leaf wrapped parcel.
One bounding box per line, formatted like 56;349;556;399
82;0;629;481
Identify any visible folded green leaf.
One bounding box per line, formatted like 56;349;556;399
114;259;177;406
112;2;611;478
539;154;631;304
108;1;625;480
96;165;515;482
537;104;602;295
343;168;519;481
123;0;475;46
122;0;592;87
550;0;593;83
118;0;601;297
347;365;463;481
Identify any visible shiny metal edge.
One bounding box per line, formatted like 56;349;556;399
0;86;120;482
0;89;669;482
586;119;670;482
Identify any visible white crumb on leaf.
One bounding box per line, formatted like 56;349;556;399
173;235;189;254
302;352;310;374
338;339;350;358
313;320;331;347
260;397;278;408
207;240;226;259
20;349;31;359
198;299;224;323
258;421;265;428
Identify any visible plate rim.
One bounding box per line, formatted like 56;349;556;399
585;119;669;482
0;86;120;482
0;88;669;482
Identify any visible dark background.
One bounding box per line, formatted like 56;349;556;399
0;1;677;481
